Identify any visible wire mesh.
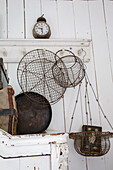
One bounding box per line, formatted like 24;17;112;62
52;49;85;88
17;49;66;104
70;132;111;157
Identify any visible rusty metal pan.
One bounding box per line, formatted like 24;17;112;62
15;92;52;135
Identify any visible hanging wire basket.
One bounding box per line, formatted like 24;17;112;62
52;49;85;88
17;49;66;105
69;73;113;157
69;131;113;157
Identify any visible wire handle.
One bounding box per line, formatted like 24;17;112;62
54;49;76;62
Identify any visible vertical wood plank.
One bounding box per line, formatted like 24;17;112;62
103;0;113;82
49;100;66;132
87;0;113;169
57;0;75;38
67;0;100;130
8;0;24;38
68;135;86;170
101;1;113;169
88;157;106;170
25;0;41;38
104;141;113;170
73;0;91;39
50;144;59;170
41;0;59;38
7;63;22;96
69;0;100;129
19;156;50;170
0;0;7;38
88;0;113;131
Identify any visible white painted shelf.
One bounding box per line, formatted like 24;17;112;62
0;39;91;62
0;39;90;46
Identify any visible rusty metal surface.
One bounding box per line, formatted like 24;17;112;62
69;131;112;157
15;92;52;135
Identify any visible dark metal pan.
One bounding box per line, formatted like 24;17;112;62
15;92;52;135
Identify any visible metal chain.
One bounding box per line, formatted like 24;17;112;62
69;71;113;133
85;77;88;125
80;87;84;125
85;76;92;125
85;73;113;130
69;83;81;133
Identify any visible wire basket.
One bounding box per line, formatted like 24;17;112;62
68;74;113;157
17;49;66;104
70;132;111;157
52;49;85;88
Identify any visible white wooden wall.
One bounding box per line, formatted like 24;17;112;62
0;0;113;170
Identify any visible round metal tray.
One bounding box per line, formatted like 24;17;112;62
15;92;52;134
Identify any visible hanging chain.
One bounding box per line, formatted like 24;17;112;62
69;83;81;133
62;95;66;133
85;73;113;130
85;77;88;125
80;86;84;125
85;76;92;125
69;70;113;133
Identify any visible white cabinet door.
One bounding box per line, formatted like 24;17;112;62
0;157;19;170
19;156;50;170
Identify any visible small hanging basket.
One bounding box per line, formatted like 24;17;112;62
69;131;113;157
68;73;113;157
52;49;85;88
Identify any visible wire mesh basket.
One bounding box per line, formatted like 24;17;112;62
69;131;112;157
52;49;85;88
17;49;66;104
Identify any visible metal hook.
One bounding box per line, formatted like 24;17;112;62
77;48;86;63
41;14;44;18
60;48;65;55
82;49;87;63
2;48;7;56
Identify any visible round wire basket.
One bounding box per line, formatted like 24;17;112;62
17;49;66;104
52;49;85;88
70;132;111;157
